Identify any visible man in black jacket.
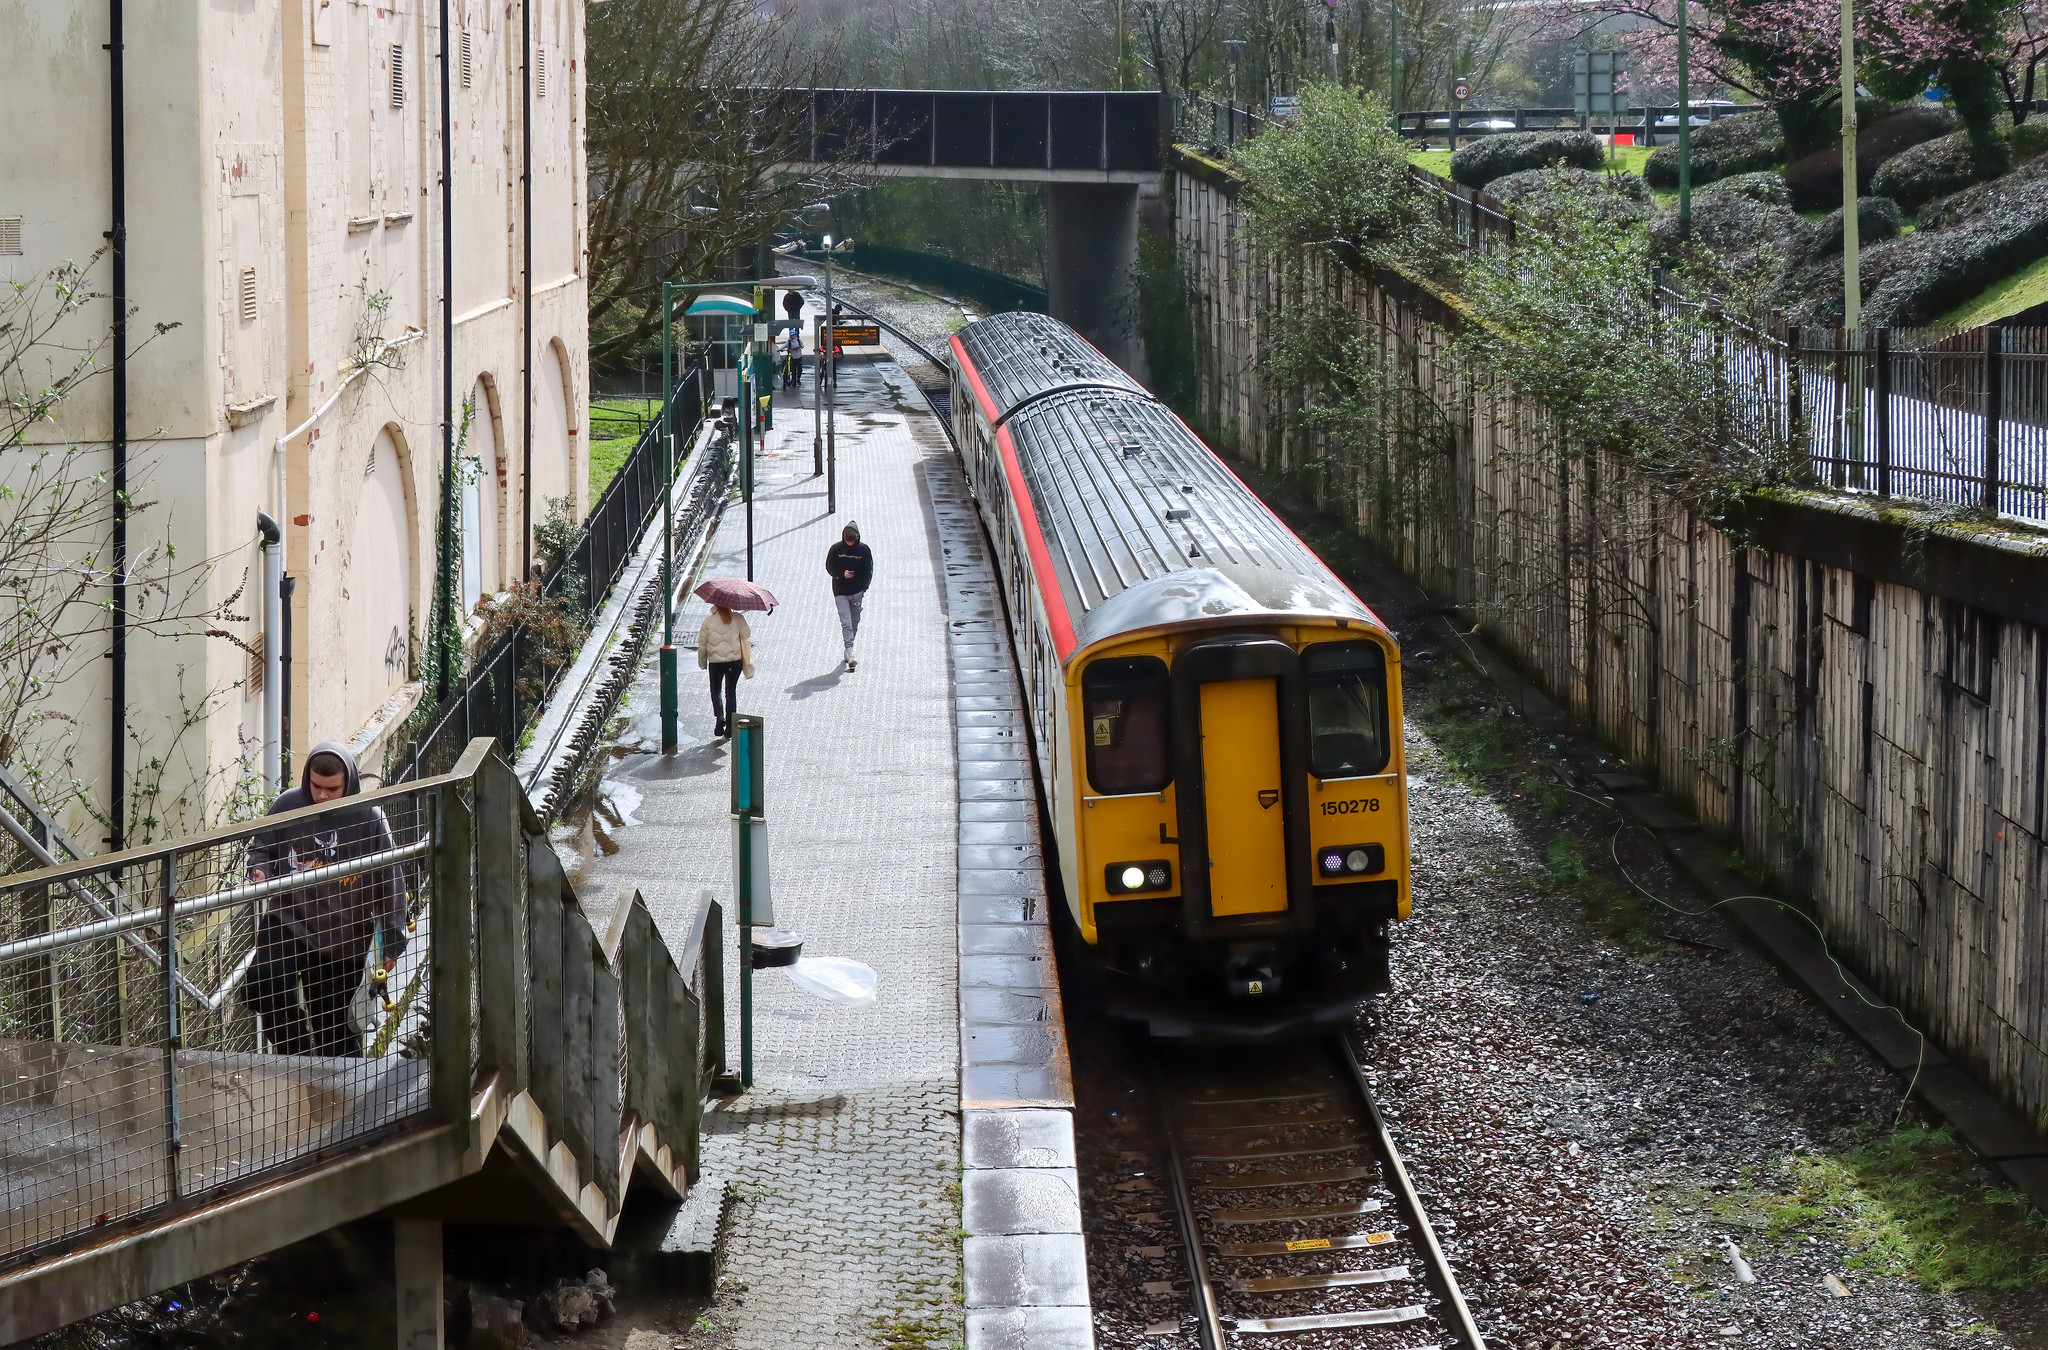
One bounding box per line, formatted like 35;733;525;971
826;521;873;670
245;741;411;1056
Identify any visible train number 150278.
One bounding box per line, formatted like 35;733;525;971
1319;798;1381;816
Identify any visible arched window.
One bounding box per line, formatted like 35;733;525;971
460;376;500;613
346;427;415;729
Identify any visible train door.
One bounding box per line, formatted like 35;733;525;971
1198;678;1288;916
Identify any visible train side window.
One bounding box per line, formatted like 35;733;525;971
1082;656;1171;794
1302;641;1390;778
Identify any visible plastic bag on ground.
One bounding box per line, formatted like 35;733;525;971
784;956;877;1008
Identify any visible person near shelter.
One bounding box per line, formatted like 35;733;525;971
245;742;410;1057
782;327;804;390
699;602;755;738
826;521;873;671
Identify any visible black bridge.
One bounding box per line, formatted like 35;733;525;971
788;89;1164;181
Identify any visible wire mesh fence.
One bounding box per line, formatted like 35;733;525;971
0;779;442;1267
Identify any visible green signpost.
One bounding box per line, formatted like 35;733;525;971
731;713;764;1090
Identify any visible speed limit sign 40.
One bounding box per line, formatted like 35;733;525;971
1452;75;1472;102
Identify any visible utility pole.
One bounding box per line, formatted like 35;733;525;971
1677;0;1692;236
1840;0;1861;330
1841;0;1864;481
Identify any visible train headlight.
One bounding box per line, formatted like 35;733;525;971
1105;860;1173;894
1319;844;1385;877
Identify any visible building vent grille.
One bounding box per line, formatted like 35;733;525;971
536;46;547;98
239;266;258;323
246;633;264;695
389;44;405;107
460;30;473;88
0;217;20;256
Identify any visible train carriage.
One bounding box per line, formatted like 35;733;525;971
947;311;1411;1039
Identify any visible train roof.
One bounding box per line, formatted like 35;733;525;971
952;311;1148;423
998;386;1380;656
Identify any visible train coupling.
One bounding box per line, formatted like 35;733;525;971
1224;942;1283;999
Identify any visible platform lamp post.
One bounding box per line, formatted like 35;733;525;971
821;235;854;516
659;280;680;755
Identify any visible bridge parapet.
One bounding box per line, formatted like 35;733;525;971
0;739;722;1340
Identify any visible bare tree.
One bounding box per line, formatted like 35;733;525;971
1136;0;1224;98
586;0;872;368
1;249;252;831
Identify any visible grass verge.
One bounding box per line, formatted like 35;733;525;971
589;397;657;498
1761;1127;2048;1291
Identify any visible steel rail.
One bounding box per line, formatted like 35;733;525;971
1337;1034;1489;1349
1153;1058;1229;1350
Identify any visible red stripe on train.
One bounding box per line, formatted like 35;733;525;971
951;332;1080;660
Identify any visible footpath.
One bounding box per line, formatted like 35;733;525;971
573;350;1088;1350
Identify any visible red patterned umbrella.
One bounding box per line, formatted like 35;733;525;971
694;577;779;613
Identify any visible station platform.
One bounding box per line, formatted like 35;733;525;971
574;355;1089;1348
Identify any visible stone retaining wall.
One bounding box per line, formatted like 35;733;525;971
1171;154;2048;1127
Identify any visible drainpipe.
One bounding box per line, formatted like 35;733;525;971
256;513;283;792
435;0;456;701
520;0;533;583
280;576;295;784
107;0;128;853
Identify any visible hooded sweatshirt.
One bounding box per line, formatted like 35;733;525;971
825;533;872;597
247;741;410;962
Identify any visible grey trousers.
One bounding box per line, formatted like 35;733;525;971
835;592;865;649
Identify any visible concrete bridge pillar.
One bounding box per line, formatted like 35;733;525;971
394;1219;444;1350
1047;182;1149;383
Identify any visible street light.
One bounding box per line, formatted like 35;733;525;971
820;233;854;516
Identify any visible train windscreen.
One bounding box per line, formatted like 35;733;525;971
1302;641;1390;779
1083;656;1172;793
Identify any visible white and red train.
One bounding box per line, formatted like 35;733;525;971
947;312;1413;1039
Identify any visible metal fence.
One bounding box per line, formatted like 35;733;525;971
0;774;442;1265
389;368;725;787
0;739;729;1290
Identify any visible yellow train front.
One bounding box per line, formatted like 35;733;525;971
949;313;1410;1040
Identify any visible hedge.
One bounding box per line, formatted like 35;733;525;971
1861;169;2048;324
1869;126;2002;213
1643;111;1784;188
1450;131;1602;190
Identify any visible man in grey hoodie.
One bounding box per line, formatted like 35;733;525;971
245;741;411;1056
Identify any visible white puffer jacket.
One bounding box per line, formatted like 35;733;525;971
698;610;752;667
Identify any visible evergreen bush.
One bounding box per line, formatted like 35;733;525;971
1643;111;1784;188
1870;127;2001;213
1449;130;1602;190
1487;167;1654;231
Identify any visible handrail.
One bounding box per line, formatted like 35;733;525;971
0;838;431;962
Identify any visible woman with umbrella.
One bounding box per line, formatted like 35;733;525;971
695;578;777;738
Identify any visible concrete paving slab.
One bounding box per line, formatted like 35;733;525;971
569;359;966;1348
962;1168;1083;1236
963;1233;1091;1306
963;1109;1076;1170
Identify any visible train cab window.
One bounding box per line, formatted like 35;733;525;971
1082;656;1171;794
1302;641;1391;779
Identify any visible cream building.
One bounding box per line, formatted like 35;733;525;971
1;0;589;846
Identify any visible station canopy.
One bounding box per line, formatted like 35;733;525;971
685;292;757;316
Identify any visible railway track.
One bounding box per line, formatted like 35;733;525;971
1149;1035;1486;1348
